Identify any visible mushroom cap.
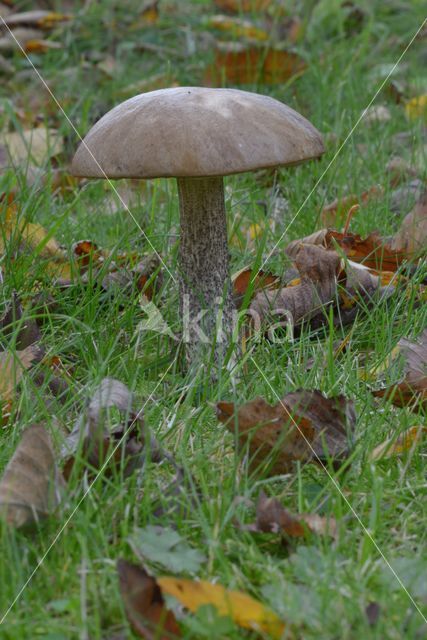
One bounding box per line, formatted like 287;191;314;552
72;87;324;179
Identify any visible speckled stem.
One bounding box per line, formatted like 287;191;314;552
177;176;236;369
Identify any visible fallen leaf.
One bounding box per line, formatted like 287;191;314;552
250;244;342;329
389;189;427;256
61;378;174;479
0;27;43;52
129;526;206;575
0;344;41;404
24;39;62;53
389;178;425;215
232;266;280;308
1;10;71;30
214;0;271;12
117;559;181;639
158;576;286;639
0;424;63;528
287;192;427;271
405;95;427;121
206;15;269;41
72;239;106;273
246;491;337;539
217;389;355;474
369;426;426;461
1;200;71;279
1;127;62;167
128;0;159;28
61;378;145;478
0;292;41;349
205;45;306;86
372;329;427;412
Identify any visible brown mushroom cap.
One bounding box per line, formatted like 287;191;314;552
71;87;324;179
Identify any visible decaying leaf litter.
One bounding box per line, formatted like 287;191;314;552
0;0;426;638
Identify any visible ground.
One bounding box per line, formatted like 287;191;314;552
0;1;426;639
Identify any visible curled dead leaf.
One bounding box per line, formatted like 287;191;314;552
61;378;175;480
250;244;341;329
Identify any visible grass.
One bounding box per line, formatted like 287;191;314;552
0;0;426;638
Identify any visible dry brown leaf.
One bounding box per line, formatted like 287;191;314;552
287;192;427;271
249;490;337;539
250;244;341;328
61;378;173;479
232;266;280;308
204;46;306;86
157;576;286;639
372;330;427;412
369;425;426;461
117;560;181;639
61;378;145;479
217;389;355;474
389;189;427;255
0;292;41;349
0;424;63;528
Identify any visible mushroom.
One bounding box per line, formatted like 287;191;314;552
71;87;324;369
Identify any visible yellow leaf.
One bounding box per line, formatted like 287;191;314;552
157;577;286;639
405;95;427;121
2;128;63;166
0;345;40;402
2;200;72;279
207;15;269;41
129;0;159;28
369;426;426;461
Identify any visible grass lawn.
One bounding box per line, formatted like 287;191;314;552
0;1;426;638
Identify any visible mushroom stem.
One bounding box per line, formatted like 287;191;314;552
177;176;236;369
